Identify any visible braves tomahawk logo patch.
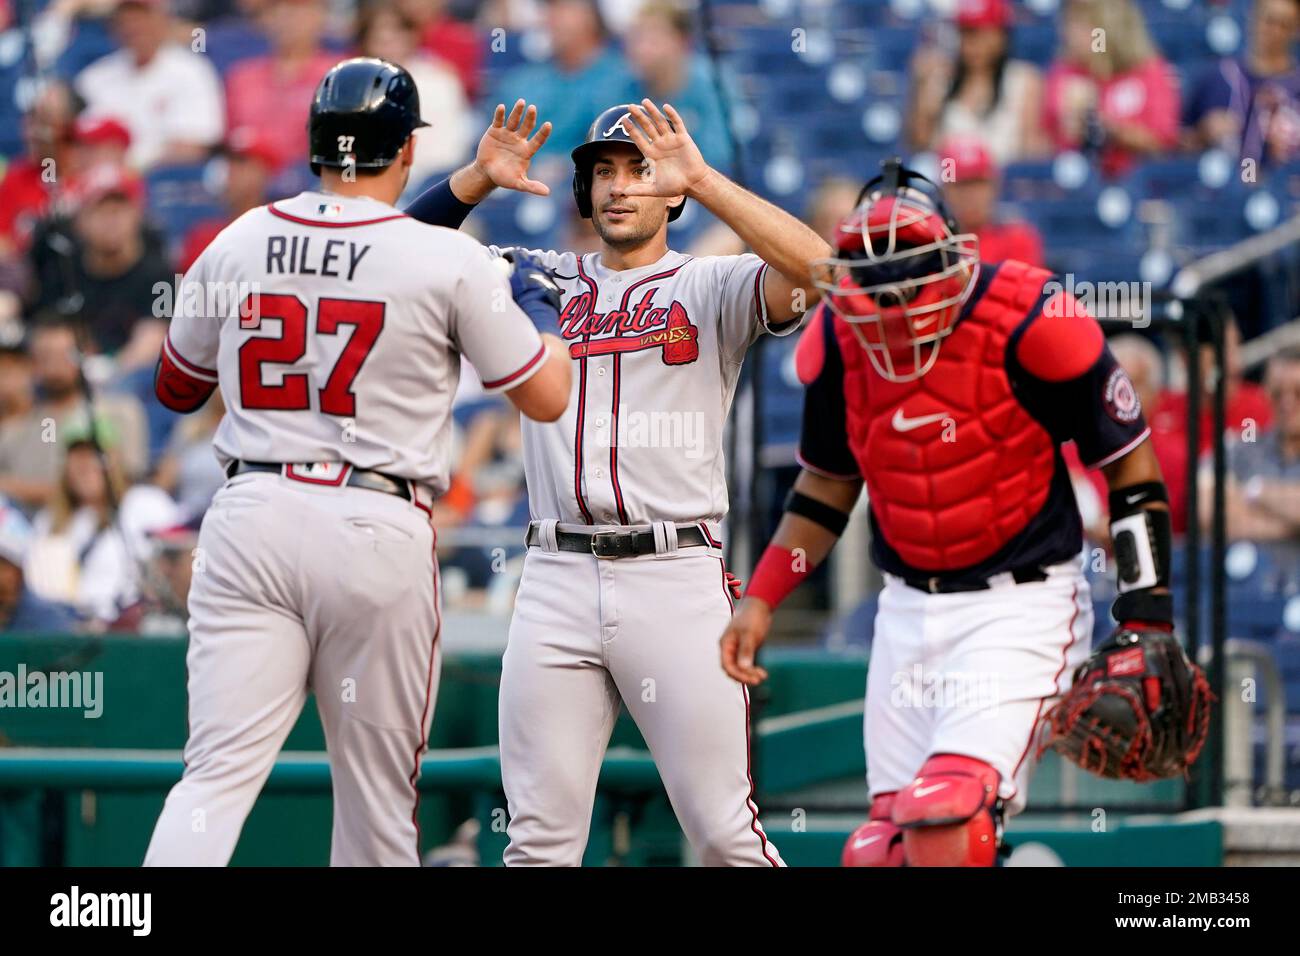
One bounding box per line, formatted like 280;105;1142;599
561;293;700;366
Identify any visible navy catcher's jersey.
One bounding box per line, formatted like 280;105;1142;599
798;266;1151;583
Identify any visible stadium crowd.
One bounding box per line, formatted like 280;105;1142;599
0;0;1298;635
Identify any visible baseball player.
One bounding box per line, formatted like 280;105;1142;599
720;161;1189;866
405;100;830;865
144;58;571;867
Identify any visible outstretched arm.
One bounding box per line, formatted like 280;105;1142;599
720;470;863;685
620;101;831;323
405;100;552;227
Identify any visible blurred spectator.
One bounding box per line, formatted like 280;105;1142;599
1043;0;1180;178
622;0;735;174
938;134;1045;266
27;317;150;480
29;163;173;355
24;420;180;625
176;127;278;272
46;0;123;79
1184;0;1300;166
0;328;61;513
201;0;275;76
0;499;80;633
908;0;1048;165
71;114;133;170
0;81;80;264
400;0;481;100
805;177;862;244
108;516;198;634
1150;317;1273;455
110;317;178;469
152;389;225;520
0;0;29;159
436;403;528;595
1208;347;1300;555
485;0;635;158
75;0;225;170
358;1;471;187
224;0;338;175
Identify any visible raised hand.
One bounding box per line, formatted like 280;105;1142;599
620;100;712;200
474;99;553;196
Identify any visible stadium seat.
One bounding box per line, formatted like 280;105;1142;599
1010;23;1057;66
1264;160;1300;205
1065;249;1148;287
1031;195;1142;258
1122;156;1207;201
822;594;879;650
199;22;272;77
756;334;805;460
865;25;920;73
1171;187;1283;253
1227;589;1288;640
1153;21;1215;66
52;16;118;80
144;163;223;264
1002;156;1102;203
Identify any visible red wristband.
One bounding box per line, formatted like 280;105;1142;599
1121;620;1174;633
745;544;815;610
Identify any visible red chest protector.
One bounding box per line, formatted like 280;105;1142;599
834;261;1057;571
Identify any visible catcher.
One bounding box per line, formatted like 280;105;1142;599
720;161;1211;866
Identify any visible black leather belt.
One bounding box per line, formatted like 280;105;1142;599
226;460;412;501
525;524;711;559
902;564;1049;594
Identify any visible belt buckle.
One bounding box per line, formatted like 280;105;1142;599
928;576;940;594
590;531;621;559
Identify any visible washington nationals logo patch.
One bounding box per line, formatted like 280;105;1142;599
1103;366;1142;424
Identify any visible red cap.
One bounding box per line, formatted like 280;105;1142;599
224;127;280;169
955;0;1011;29
73;162;145;209
937;134;998;182
73;115;132;150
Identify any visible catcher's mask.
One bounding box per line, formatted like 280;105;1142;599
813;159;980;383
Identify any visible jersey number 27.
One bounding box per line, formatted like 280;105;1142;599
237;293;384;416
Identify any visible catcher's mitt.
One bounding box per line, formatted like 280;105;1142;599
1037;625;1213;782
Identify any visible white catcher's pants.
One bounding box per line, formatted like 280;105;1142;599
144;471;441;866
865;556;1094;815
499;526;783;867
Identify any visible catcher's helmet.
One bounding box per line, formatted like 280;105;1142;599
308;57;429;175
813;159;980;382
571;104;685;223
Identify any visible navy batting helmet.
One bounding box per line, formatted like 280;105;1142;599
308;58;429;175
571;105;685;223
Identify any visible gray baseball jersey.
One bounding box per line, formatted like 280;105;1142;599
166;191;547;495
489;247;797;526
148;189;553;867
494;244;800;866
